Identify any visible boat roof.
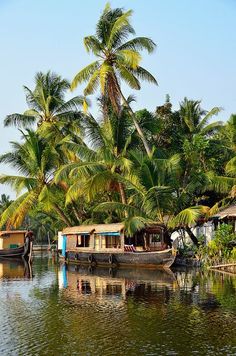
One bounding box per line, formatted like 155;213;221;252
62;223;125;235
0;230;27;237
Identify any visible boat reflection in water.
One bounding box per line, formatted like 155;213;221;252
58;264;177;305
0;258;32;280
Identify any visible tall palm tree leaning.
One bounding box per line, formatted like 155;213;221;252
71;3;157;157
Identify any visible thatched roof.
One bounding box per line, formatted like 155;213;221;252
0;230;27;238
213;205;236;219
62;225;96;235
94;223;124;233
62;223;124;235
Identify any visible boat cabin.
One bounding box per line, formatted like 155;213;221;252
62;224;125;255
0;230;27;250
61;223;167;256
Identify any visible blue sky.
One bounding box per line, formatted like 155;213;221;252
0;0;236;197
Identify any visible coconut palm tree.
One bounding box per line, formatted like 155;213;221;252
71;3;157;156
54;101;135;206
0;194;12;213
179;98;223;138
0;130;73;228
93;151;210;245
4;71;86;132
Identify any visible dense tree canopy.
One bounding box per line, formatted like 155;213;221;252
0;3;236;246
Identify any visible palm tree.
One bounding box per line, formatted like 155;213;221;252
54;101;135;206
0;130;73;228
179;98;223;138
93;152;210;245
0;194;12;213
71;3;157;156
4;71;86;131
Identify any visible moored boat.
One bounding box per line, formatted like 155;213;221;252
0;230;33;260
59;223;176;268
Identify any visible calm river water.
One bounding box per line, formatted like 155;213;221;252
0;255;235;356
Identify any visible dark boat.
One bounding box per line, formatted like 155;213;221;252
60;223;176;268
0;230;33;260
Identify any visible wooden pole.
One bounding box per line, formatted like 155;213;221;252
209;263;236;269
29;241;33;263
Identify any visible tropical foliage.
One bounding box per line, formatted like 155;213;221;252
197;224;236;265
0;3;236;249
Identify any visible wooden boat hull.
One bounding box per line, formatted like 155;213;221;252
64;249;175;268
0;242;31;259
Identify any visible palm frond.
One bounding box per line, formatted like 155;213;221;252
71;61;100;91
169;206;208;228
84;35;102;54
116;64;140;89
0;175;36;194
200;121;223;136
108;9;134;49
117;49;141;69
4;114;36;128
226;156;236;176
130;66;158;85
0;190;39;228
118;37;156;53
197;107;223;131
94;201;141;216
56;96;88;114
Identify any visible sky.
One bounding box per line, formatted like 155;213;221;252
0;0;236;197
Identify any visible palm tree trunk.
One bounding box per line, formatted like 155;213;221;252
53;204;71;226
118;182;128;218
185;226;199;246
71;202;82;222
118;182;127;205
113;77;152;157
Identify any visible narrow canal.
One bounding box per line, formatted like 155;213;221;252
0;255;235;355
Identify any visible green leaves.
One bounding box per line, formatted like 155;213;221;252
169;206;208;228
118;37;156;53
71;61;100;91
4;113;37;128
108;9;133;49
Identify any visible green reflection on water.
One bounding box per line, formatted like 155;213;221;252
0;257;235;355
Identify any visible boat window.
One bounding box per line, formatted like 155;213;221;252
150;233;161;243
76;234;90;247
105;235;120;248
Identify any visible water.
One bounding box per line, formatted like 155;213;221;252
0;255;235;356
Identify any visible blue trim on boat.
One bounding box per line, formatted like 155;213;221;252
62;235;67;257
96;232;120;236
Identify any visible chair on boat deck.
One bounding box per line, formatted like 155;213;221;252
124;244;136;252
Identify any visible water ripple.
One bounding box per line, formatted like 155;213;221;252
0;259;235;355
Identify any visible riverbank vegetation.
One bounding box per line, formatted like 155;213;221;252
0;3;236;257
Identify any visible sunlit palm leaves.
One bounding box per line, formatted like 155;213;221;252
0;130;72;228
71;3;157;155
4;71;86;134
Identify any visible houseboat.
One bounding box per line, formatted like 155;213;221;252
0;230;33;260
60;223;176;268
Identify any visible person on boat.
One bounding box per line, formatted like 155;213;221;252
24;230;34;258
